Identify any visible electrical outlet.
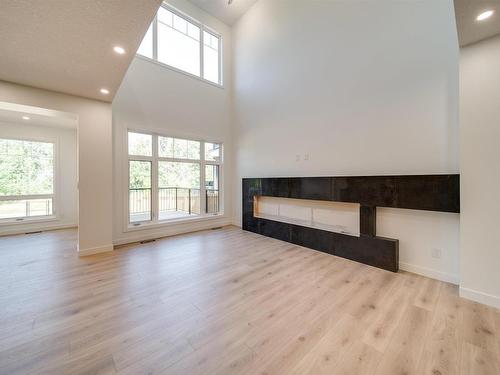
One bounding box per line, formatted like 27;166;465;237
295;154;300;161
304;153;309;161
432;248;442;259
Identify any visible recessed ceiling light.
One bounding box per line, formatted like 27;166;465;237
22;116;30;120
477;10;494;21
113;46;126;55
100;88;110;95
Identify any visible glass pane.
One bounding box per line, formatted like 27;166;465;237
174;138;188;159
158;15;200;76
188;23;200;41
205;165;219;190
187;140;200;159
129;161;151;223
158;161;200;219
0;198;53;219
137;23;153;58
159;137;200;160
128;132;152;156
0;138;54;196
173;14;187;33
158;136;174;158
203;31;219;84
158;7;173;26
205;142;221;162
205;165;219;214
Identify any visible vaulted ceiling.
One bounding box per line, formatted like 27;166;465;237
0;0;162;102
188;0;258;25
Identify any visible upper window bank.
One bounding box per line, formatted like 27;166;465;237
137;3;222;86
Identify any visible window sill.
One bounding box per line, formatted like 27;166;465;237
125;213;225;233
135;54;224;89
0;215;58;226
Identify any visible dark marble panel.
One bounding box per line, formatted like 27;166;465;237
290;224;335;254
258;219;291;242
360;205;376;236
394;175;460;213
289;177;332;200
332;176;396;206
332;234;399;272
261;178;290;198
242;212;259;233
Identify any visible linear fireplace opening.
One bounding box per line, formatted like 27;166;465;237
254;196;360;237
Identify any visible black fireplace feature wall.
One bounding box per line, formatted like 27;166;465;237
242;175;460;272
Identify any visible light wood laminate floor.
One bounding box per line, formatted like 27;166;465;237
0;226;499;374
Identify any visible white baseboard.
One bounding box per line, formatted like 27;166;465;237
0;223;77;237
78;243;114;257
459;287;500;309
113;217;233;246
399;262;459;285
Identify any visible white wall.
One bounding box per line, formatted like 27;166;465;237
112;0;233;244
0;81;113;254
232;0;460;282
0;121;78;236
459;35;500;308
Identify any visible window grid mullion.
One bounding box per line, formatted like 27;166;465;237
153;14;158;61
152;135;159;222
200;142;206;215
200;26;205;80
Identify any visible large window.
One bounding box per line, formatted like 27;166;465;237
127;131;222;225
0;138;55;221
137;3;222;85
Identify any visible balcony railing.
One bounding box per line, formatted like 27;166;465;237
0;196;53;220
129;187;219;222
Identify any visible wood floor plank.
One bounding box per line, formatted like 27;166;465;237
373;305;432;375
0;226;499;375
460;342;500;375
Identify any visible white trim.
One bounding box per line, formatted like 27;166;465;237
459;286;500;309
0;223;76;237
78;243;114;257
0;215;57;226
399;262;459;284
114;217;231;246
125;212;224;232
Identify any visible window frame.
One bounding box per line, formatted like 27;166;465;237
0;135;58;225
125;130;223;229
137;2;224;88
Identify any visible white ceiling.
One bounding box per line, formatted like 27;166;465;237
454;0;500;46
188;0;258;25
0;0;162;102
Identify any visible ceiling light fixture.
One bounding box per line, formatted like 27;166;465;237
477;10;494;21
100;88;110;95
113;46;126;55
22;116;30;120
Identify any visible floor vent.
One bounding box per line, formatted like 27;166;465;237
25;231;43;235
140;239;156;244
211;227;223;230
